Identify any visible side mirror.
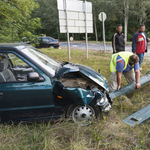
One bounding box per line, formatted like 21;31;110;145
27;72;44;82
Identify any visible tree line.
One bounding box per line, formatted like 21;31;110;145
1;0;150;43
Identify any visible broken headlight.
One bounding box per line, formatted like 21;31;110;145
97;91;112;112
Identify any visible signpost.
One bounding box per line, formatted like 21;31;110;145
64;0;70;61
57;0;93;61
84;0;88;59
99;12;107;53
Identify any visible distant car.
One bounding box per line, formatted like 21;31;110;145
35;37;59;48
20;37;30;44
0;43;112;126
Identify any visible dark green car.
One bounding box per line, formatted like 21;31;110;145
0;43;112;126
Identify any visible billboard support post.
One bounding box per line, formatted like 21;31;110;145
98;12;107;53
84;0;88;59
64;0;70;61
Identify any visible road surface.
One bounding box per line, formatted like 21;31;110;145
60;42;150;56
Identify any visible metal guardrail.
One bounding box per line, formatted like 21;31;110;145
122;104;150;127
109;71;150;99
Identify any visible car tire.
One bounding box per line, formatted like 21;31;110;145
49;46;54;49
54;46;59;49
66;105;101;126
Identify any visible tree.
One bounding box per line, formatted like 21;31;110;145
0;0;41;43
32;0;59;39
28;0;150;41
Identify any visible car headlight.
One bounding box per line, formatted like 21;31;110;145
97;96;108;106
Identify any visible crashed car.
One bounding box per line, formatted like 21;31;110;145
0;43;112;126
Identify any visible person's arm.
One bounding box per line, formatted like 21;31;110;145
135;69;141;88
146;36;150;42
117;71;122;90
116;57;124;90
112;33;117;53
112;35;114;51
144;33;150;42
123;34;125;50
132;33;137;53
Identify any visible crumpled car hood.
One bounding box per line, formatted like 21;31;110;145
55;63;109;92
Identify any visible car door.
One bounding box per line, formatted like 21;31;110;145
48;38;53;47
0;52;55;122
41;38;50;48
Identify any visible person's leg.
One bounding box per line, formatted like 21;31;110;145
137;53;144;67
137;53;142;67
140;53;144;66
123;69;135;84
110;72;118;91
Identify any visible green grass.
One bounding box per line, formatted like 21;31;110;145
0;48;150;150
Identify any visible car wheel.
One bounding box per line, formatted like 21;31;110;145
67;105;100;126
54;46;59;49
49;45;54;48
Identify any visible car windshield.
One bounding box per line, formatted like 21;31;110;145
21;47;61;77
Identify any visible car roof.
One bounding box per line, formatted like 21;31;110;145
0;43;31;51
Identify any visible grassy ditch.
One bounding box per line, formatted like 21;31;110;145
0;48;150;150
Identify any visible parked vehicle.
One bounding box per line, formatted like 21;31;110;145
0;43;112;126
35;36;59;48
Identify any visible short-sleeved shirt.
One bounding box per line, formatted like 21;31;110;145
116;55;139;73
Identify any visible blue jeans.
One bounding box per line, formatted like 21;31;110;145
137;53;144;67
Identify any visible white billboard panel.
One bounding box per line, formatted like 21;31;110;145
59;26;93;33
57;0;93;33
79;27;93;33
57;0;92;13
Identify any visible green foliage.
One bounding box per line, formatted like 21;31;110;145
32;0;59;39
31;0;150;41
83;36;91;40
2;0;150;42
0;0;41;43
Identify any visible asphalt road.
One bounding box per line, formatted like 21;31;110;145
60;42;150;56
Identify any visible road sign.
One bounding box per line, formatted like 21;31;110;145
98;12;107;22
70;37;73;41
99;12;106;52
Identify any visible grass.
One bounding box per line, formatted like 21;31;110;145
0;48;150;150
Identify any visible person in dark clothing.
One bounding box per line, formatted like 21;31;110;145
112;24;125;54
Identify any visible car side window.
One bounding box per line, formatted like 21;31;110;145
42;38;49;43
49;38;53;42
0;53;40;82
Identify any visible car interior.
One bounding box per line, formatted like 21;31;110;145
0;53;35;82
0;58;16;82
